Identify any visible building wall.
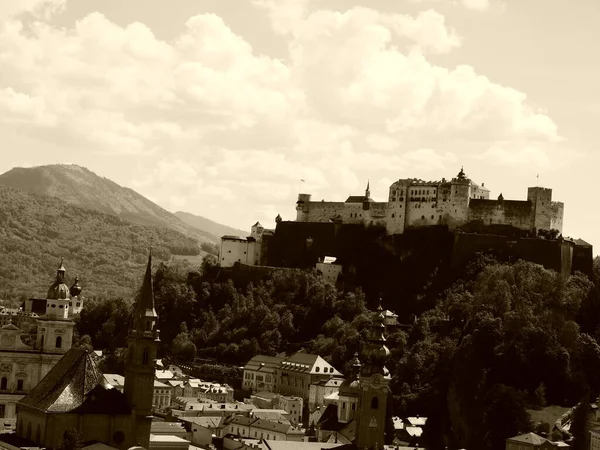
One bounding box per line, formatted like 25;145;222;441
191;425;214;446
316;263;342;284
296;176;563;236
274;396;303;426
220;239;252;268
337;394;358;423
244;369;276;392
467;200;534;230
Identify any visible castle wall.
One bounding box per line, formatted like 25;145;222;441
301;202;346;223
451;233;575;278
551;202;564;233
467;199;534;230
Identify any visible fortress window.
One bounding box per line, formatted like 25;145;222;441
392;214;395;218
421;215;425;220
431;215;434;220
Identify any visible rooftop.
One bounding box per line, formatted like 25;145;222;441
507;432;547;446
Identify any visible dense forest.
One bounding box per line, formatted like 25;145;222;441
75;251;600;450
0;185;199;300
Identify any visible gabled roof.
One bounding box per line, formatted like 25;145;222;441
18;347;129;414
244;355;285;372
281;352;342;376
507;432;546;445
345;196;372;203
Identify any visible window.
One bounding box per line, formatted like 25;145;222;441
17;380;24;391
142;347;149;365
56;336;62;348
0;377;6;390
36;425;41;444
352;403;356;411
371;396;379;409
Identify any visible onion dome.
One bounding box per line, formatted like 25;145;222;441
47;258;71;300
70;276;82;297
361;299;391;377
275;214;282;223
339;353;362;397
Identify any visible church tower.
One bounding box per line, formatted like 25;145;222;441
365;180;371;199
124;251;160;449
36;259;75;354
355;302;391;450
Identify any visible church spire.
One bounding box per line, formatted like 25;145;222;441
365;180;370;199
132;250;159;337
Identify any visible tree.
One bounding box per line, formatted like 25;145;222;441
56;428;83;450
570;390;592;450
172;322;197;360
74;334;94;353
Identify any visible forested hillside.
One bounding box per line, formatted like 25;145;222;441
0;185;199;300
0;164;220;243
77;254;600;450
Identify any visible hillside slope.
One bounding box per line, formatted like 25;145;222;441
0;185;199;300
175;211;247;238
0;164;218;243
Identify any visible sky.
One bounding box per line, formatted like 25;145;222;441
1;0;599;249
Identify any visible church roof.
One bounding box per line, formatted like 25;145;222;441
133;252;158;332
18;347;129;413
345;196;374;204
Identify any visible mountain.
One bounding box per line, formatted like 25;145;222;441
175;211;247;239
0;164;219;243
0;185;199;300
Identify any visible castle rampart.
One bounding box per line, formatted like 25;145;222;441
295;169;564;236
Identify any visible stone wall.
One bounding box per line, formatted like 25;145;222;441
301;202;345;222
467;199;534;230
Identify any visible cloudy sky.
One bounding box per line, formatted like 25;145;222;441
1;0;598;248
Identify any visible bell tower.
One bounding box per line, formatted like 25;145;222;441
124;250;160;449
355;301;391;450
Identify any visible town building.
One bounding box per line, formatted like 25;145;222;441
13;251;159;449
295;169;564;236
0;260;81;420
220;222;274;268
309;377;345;411
154;380;172;410
506;432;571;449
243;355;285;392
274;352;343;401
220;415;305;442
248;392;302;426
316;257;343;284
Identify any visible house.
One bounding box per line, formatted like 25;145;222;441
154;380;172;410
180;416;224;447
148;434;190;450
309;377;344;410
506;432;570;449
274;351;343;401
150;421;190;440
243;356;284;392
220;415;305;441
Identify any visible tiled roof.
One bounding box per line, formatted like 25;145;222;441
103;374;125;387
149;435;190;443
154;380;169;388
19;347;130;414
150;422;187;434
345;196;370;203
244;355;285;372
281;352;342;376
181;416;224;429
508;432;547;445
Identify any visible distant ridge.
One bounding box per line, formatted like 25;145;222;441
175;211;247;239
0;164;230;244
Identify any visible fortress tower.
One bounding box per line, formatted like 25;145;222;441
124;250;160;449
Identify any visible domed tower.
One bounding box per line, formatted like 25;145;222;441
337;353;361;423
355;301;391;450
69;276;84;316
36;258;75;354
124;250;160;449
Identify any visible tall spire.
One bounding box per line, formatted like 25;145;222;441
133;250;158;335
361;298;390;378
365;180;371;198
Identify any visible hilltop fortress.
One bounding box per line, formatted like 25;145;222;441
296;168;564;235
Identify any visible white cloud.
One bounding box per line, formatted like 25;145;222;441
408;0;494;12
0;2;564;229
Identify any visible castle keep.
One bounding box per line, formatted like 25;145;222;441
295;168;564;235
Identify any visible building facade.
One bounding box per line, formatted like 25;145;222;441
274;352;343;401
295;169;564;236
0;260;80;420
243;355;284;392
219;222;273;268
15;251;160;450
